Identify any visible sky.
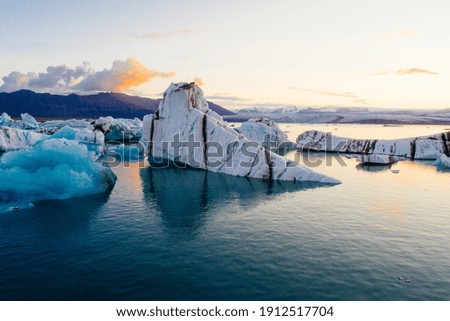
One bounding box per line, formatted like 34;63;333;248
1;0;450;110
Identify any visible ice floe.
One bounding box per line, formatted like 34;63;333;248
93;117;142;142
0;112;39;130
434;154;450;169
0;126;48;152
297;130;450;160
0;138;116;208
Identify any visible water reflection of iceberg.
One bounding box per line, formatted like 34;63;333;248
140;166;326;232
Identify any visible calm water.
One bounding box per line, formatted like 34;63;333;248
0;124;449;300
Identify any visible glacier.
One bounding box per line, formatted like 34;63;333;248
297;130;450;160
0;138;116;211
140;82;340;184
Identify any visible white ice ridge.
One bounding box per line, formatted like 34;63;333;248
297;130;450;160
239;117;293;149
93;117;142;142
140;82;340;184
0;126;48;152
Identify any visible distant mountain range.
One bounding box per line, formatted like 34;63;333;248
0;90;235;118
225;106;450;124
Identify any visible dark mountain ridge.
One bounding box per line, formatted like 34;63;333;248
0;90;235;118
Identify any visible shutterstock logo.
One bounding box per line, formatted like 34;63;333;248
102;132;347;169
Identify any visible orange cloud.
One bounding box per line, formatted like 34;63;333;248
377;29;416;42
76;57;175;92
396;68;439;76
194;76;204;86
0;58;175;93
111;57;175;91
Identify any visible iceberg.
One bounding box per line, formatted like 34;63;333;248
52;126;105;158
0;112;39;130
40;119;94;134
434;154;450;169
297;130;450;160
0;138;116;208
0;126;48;152
356;154;396;165
140;82;340;184
239;117;293;150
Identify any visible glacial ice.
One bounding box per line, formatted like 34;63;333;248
0;126;48;152
0;138;116;207
434;154;450;169
0;112;39;130
297;130;450;160
140;82;340;184
239;117;293;149
94;117;142;142
40;119;94;134
356;154;396;165
52;126;105;158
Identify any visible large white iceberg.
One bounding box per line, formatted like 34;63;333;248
0;138;116;208
140;82;340;184
297;130;450;160
239;117;292;149
0;126;48;152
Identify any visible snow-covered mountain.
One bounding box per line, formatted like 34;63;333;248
227;106;450;124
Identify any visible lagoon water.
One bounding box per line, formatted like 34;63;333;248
1;124;449;300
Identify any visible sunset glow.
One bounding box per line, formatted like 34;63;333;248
1;0;450;109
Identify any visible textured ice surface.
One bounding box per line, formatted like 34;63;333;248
0;138;116;209
239;117;292;149
40;119;94;134
356;154;396;165
434;154;450;168
94;117;142;142
52;126;104;158
297;130;450;160
0;112;39;130
0;126;48;152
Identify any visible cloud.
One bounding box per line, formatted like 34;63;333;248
206;95;249;102
136;28;195;40
75;57;175;92
396;68;439;76
377;29;416;42
0;57;174;93
353;99;367;105
370;67;439;76
287;87;358;98
194;76;204;86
